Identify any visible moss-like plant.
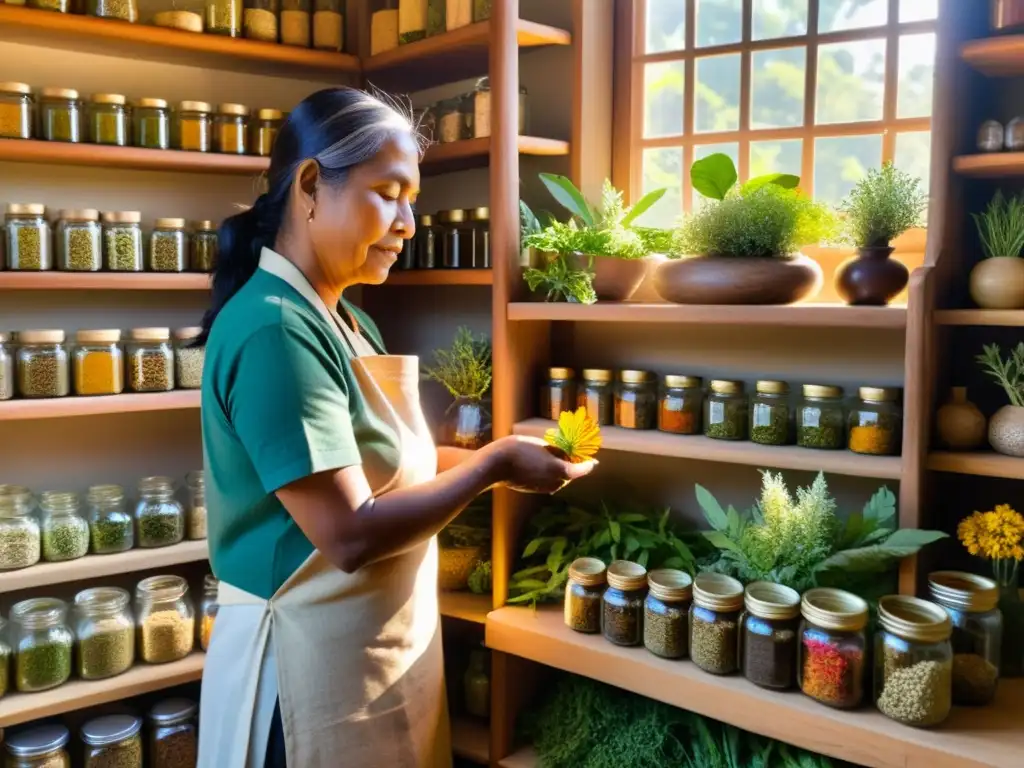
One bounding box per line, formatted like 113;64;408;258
972;191;1024;259
422;327;492;401
522;249;598;305
840;161;927;248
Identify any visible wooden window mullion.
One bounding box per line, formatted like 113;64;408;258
738;0;753;181
682;0;697;212
801;0;820;198
881;0;901;162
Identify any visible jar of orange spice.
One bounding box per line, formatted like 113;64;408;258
615;370;656;430
658;375;702;434
577;369;613;426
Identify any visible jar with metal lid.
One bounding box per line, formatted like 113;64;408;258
564;557;606;634
848;386;902;455
86;484;133;554
57;209;101;271
199;573;218;649
601;560;647;647
542;367;575;420
101;211;144;271
797;384;845;449
415;213;438;268
127;327;175;392
313;0;344;50
3;725;70;768
207;0;243;35
186;469;207;540
978;120;1004;152
689;572;743;675
615;370;657;429
0;616;10;698
81;715;142;768
0;333;12;401
436;97;463;143
468;206;490;268
0;486;40;571
11;597;73;692
16;330;69;398
644;569;692;659
5;203;51;271
658;375;702;435
73;587;135;680
136;575;195;663
928;571;1002;706
38;87;81;143
88;0;137;20
280;0;311;43
741;581;800;689
132;97;170;149
88;93;128;146
253;108;283;157
798;587;868;709
134;476;185;548
39;491;88;562
148;698;199;768
704;379;747;440
149;218;188;272
749;379;792;446
438;209;470;268
215;103;250;154
174;327;205;390
0;82;33;140
874;595;953;727
175;101;213;152
190;220;218;272
244;0;279;41
577;368;613;426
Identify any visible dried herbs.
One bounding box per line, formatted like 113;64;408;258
703;380;747;440
0;526;40;570
797;385;845;449
128;350;173;392
149;227;186;272
78;619;134;680
742;616;797;689
643;570;692;659
877;649;952;726
138;510;184;548
690;607;739;674
42;518;89;562
140;610;194;663
84;735;142;768
951;653;999;705
800;631;864;708
152;728;197;768
16;638;73;692
601;561;647;646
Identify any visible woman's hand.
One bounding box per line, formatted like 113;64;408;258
486;435;597;494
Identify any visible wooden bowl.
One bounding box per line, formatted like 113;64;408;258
653;253;823;305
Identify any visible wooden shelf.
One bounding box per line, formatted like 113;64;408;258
439;592;490;624
422;137;569;176
0;5;359;79
0;652;205;727
507;302;907;329
514;419;903;480
927;451;1024;479
451;716;490;764
382;270;493;287
0;272;211;291
498;746;537;768
935;309;1024;326
953;153;1024;178
0;390;201;422
486;607;1024;768
962;35;1024;77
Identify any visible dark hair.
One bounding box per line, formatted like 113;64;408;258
198;87;419;343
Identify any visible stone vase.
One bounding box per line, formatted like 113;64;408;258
988;404;1024;457
969;257;1024;309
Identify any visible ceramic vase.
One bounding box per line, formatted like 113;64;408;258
969;258;1024;309
935;387;987;450
988;404;1024;457
834;246;909;306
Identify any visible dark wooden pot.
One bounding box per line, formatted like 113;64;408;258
571;253;651;302
834;246;908;306
653;253;823;305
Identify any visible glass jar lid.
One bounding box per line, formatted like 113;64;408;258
218;102;250;116
859;386;899;402
567;556;606;587
709;379;743;395
664;374;701;388
204;572;219;592
802;384;843;399
744;581;800;620
6;203;46;216
0;82;31;96
154;218;187;229
86;483;125;504
91;93;127;106
470;207;490;221
800;588;868;632
59;208;99;222
11;597;67;629
581;368;613;383
619;370;653;384
187;469;205;490
101;211;142;224
0;331;9;344
878;595;951;643
136;97;169;109
0;485;33;517
417;213;434;226
149;697;199;725
40;490;78;514
606;559;647;591
192;220;217;231
40;87;80;100
256;108;284;120
80;715;141;747
4;724;70;757
179;100;212;114
138;475;175;494
548;367;574;380
129;327;171;342
174;326;203;341
647;568;692;602
76;329;122;344
928;570;999;613
438;209;466;223
755;380;789;395
692;572;743;612
136;574;188;602
74;586;131;617
17;329;65;344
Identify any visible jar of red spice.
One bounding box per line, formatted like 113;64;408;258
658;375;702;435
798;588;868;709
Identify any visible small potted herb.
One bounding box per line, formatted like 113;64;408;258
969;191;1024;309
977;342;1024;457
423;327;492;450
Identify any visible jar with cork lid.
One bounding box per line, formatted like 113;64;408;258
3;725;71;768
16;330;69;398
88;93;128;146
133;98;170;150
848;386;902;455
0;82;33;139
741;581;800;689
577;369;614;426
39;87;81;143
174;327;205;389
749;380;792;446
175;101;213;152
102;211;144;272
704;379;747;440
798;588;868;709
601;560;648;647
149;219;188;272
57;209;102;272
73;329;124;396
6;204;52;271
689;572;743;675
541;367;575;420
564;557;606;634
644;568;692;659
658;375;702;435
126;328;175;393
797;384;846;449
215;103;250;154
615;370;657;429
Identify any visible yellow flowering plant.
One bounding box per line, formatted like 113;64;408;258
958;504;1024;588
543;407;602;464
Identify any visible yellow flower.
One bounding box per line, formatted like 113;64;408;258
544;407;602;463
957;505;1024;562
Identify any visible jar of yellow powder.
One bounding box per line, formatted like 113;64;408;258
73;329;124;396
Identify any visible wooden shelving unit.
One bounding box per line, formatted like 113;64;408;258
0;391;200;422
934;309;1024;326
961;35;1024;77
438;592;490;624
0;272;211;291
379;270;493;287
422;136;570;176
926;452;1024;480
952;152;1024;178
451;716;490;764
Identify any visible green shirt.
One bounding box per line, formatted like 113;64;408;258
201;269;399;599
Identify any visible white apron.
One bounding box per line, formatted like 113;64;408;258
197;248;451;768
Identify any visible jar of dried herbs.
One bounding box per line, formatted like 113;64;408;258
0;617;10;698
741;581;800;690
186;469;207;540
190;220;219;272
416;213;438;268
133;97;170;150
215;103;250;155
253;108;283;157
313;0;344;50
798;587;868;709
199;573;219;650
101;211;144;271
436;98;463;144
136;574;195;663
16;329;69;398
689;572;743;675
74;329;124;396
426;0;443;34
928;571;1002;706
73;587;135;680
244;0;279;41
149;218;188;272
472;0;489;20
601;560;648;647
88;0;138;21
3;725;70;768
445;0;470;29
0;82;33;140
174;327;205;389
0;333;12;401
797;384;845;449
86;484;134;554
564;557;606;634
749;379;792;446
5;203;52;271
658;375;702;435
848;386;902;456
40;491;88;562
703;379;747;440
57;209;101;272
11;597;73;692
398;0;427;43
370;1;399;54
0;486;40;571
81;715;143;768
615;370;656;430
644;568;692;659
577;369;614;426
88;93;128;146
148;698;199;768
39;87;81;143
207;0;242;35
542;367;576;420
134;476;185;548
127;327;175;392
471;76;491;139
175;101;213;152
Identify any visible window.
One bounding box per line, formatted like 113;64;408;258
621;0;938;228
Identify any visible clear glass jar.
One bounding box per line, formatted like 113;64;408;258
436;97;462;143
749;379;792;446
81;715;142;768
644;569;692;659
73;329;124;396
542;367;576;420
0;616;10;698
577;369;613;426
472;0;488;21
57;209;102;271
253;108;283;157
426;0;443;35
471;76;490;138
5;204;52;271
135;575;195;663
848;386;902;456
149;218;188;272
148;698;199;768
703;379;747;440
88;0;137;20
564;557;605;634
874;595;953;727
658;374;702;435
199;573;218;650
741;581;800;690
39;87;81;143
133;98;170;150
798;588;868;709
101;211;144;272
39;491;88;563
152;4;204;31
463;646;490;718
214;103;250;155
0;82;33;140
928;571;1002;706
281;0;311;45
398;0;427;43
445;0;470;29
73;587;135;680
3;725;70;768
615;370;657;430
88;93;128;146
86;484;133;554
16;330;69;398
689;572;743;675
207;0;242;35
0;332;14;401
190;220;219;272
437;208;469;268
313;0;344;50
11;597;74;693
466;206;489;268
370;1;399;55
601;560;647;647
134;476;185;548
415;213;438;268
797;384;845;449
174;327;205;390
0;486;40;571
175;101;212;152
126;327;175;393
186;469;207;540
244;0;279;40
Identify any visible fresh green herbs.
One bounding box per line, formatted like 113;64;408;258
467;560;491;595
977;342;1024;407
422;327;492;401
972;191;1024;259
841;162;927;248
523;252;598;305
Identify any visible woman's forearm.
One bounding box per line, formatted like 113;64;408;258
437;445;476;473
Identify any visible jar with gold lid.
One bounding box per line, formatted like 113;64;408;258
601;560;648;647
741;581;800;689
73;329;124;396
253;108;283;157
127;328;175;392
658;375;702;435
101;211;143;272
190;221;218;272
689;572;743;675
88;93;128;146
749;379;791;446
848;386;902;455
468;206;490;268
39;87;81;143
704;379;747;440
542;367;575;420
149;218;188;272
564;557;605;634
175;101;213;152
214;103;250;154
798;588;868;709
133;98;170;150
16;330;69;398
3;724;70;768
644;568;692;659
577;368;613;426
797;384;845;449
615;370;656;429
0;82;34;140
5;203;52;271
438;209;470;268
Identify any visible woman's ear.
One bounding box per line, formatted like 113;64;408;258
292;159;320;221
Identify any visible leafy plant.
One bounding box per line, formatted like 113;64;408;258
422;327;491;401
467;560;492;595
689;152;799;201
544;407;602;463
520;199;543;240
977;342;1024;408
523;251;597;305
973;191;1024;259
840;162;927;248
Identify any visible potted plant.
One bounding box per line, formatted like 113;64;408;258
835;162;928;306
969;191;1024;309
438;500;491;592
423;327;492;450
521;218;598;304
977;342;1024;456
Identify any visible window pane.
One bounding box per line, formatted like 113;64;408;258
644;61;686;138
900;0;937;22
641;147;684;228
692;143;740;208
898;33;936;119
816;39;885;124
813;134;882;205
750;139;803;178
895;131;932;195
646;0;686;53
751;46;806;129
818;0;887;32
696;0;742;47
695;54;741;133
753;0;808;40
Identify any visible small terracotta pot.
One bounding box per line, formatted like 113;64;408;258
969;258;1024;309
989;405;1024;457
834;246;909;306
573;253;651;302
653;253;823;305
936;387;987;451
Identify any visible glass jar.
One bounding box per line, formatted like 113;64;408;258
0;82;33;140
135;575;195;663
397;234;415;270
73;587;135;680
874;595;953;727
749;379;792;446
658;375;702;435
471;76;491;139
0;486;40;571
253;108;283;157
468;206;490;268
463;646;490;718
39;491;88;563
175;101;213;152
577;368;614;426
133;98;170;150
437;209;470;268
542;367;575;420
426;0;443;35
101;211;144;271
644;568;692;659
689;572;743;675
57;209;102;271
39;87;81;143
207;0;242;35
797;384;845;449
88;0;137;20
848;386;902;456
152;5;204;31
174;327;205;390
81;715;142;768
148;698;199;768
436;97;463;143
127;327;175;392
615;370;657;430
186;469;207;540
472;0;488;21
74;329;124;396
3;725;70;768
398;0;427;43
16;330;69;398
11;597;73;692
215;103;250;155
86;484;133;554
190;220;219;272
416;103;437;143
244;0;279;40
5;204;52;271
313;0;344;50
199;573;218;650
704;379;747;440
280;0;311;43
370;1;399;55
928;571;1002;706
564;557;606;634
741;581;800;690
445;0;470;29
601;560;647;647
88;93;128;146
0;617;10;698
149;218;188;272
0;333;12;401
798;588;868;709
415;213;438;268
134;476;185;548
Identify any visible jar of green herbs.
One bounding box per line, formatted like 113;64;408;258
615;370;657;430
81;715;143;768
542;367;576;420
127;328;175;392
601;560;648;647
689;572;743;675
564;557;606;634
149;218;188;272
214;103;250;154
0;81;34;140
40;491;88;563
577;369;614;426
134;477;185;548
0;485;40;571
3;725;71;768
39;87;81;143
0;617;10;699
749;379;792;446
88;93;129;146
56;209;101;272
16;329;70;398
87;484;134;554
848;386;902;456
133;97;170;150
644;568;692;659
797;384;845;449
426;0;443;35
253;108;283;157
658;374;702;435
5;203;52;271
175;101;213;152
28;0;70;10
101;211;144;272
73;587;135;680
207;0;243;35
88;0;138;20
741;581;800;690
11;597;74;693
191;220;219;272
704;379;747;441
